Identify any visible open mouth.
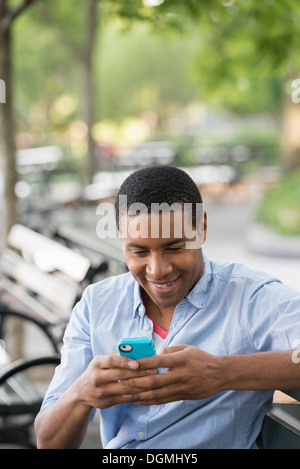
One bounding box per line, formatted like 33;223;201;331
153;280;175;289
148;277;179;295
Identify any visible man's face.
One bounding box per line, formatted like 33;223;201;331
120;210;207;310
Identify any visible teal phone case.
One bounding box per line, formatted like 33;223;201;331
118;337;156;360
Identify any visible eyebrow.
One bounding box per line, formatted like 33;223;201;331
127;239;186;249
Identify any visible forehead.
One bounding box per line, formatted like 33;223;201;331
120;210;191;241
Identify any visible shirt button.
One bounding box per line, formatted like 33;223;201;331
138;305;143;313
143;325;150;331
138;431;145;439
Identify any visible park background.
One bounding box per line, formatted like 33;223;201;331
0;0;300;448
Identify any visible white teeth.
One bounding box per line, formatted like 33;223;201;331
154;281;173;289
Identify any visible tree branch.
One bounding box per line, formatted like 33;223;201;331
36;2;84;61
5;0;40;29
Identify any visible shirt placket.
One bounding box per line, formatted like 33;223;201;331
134;301;202;445
129;305;163;444
164;301;199;347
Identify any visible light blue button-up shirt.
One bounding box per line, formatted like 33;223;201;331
39;257;300;449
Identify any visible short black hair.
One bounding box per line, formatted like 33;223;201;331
114;165;203;229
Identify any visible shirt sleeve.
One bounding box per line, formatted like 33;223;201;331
245;279;300;353
38;285;95;417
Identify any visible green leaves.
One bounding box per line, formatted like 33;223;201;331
256;168;300;235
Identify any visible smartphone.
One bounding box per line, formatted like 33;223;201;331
118;337;156;360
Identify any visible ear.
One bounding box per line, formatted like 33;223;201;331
201;211;207;246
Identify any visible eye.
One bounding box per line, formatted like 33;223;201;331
132;250;148;256
166;244;185;252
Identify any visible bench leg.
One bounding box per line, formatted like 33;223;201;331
0;416;36;448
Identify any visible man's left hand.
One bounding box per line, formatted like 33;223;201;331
120;344;223;405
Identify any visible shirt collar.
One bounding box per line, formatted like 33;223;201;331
133;279;144;318
184;255;212;309
132;255;212;316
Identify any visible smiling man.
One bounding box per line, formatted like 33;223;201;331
35;165;300;449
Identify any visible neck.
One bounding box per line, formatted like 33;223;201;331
142;290;174;331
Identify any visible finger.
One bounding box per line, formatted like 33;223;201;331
160;344;187;355
95;353;140;371
92;381;147;408
92;366;153;390
137;348;185;370
123;367;173;392
112;367;155;383
89;371;152;403
129;382;181;406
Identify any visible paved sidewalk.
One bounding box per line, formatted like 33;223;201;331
203;197;300;292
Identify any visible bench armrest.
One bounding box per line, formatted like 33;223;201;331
0;355;60;385
0;307;64;353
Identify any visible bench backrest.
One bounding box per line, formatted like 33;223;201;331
1;225;92;321
283;389;300;401
56;224;125;265
258;389;300;449
8;224;91;282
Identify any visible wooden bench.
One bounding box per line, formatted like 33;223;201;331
0;224;106;348
0;224;106;447
0;321;60;448
257;390;300;448
53;223;127;277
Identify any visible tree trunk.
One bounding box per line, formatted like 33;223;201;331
83;0;98;184
0;14;23;361
0;23;18;245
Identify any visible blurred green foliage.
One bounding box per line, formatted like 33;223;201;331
256;168;300;235
5;0;300;185
95;23;200;123
12;0;300;135
13;13;200;131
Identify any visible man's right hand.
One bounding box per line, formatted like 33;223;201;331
35;351;153;448
76;352;153;409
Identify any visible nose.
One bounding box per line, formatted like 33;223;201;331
146;252;173;279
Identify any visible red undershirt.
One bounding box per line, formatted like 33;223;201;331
146;315;169;353
146;314;169;339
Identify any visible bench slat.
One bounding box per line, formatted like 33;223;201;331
258;389;300;448
0;277;60;325
4;376;40;405
267;403;300;435
1;249;77;315
8;224;90;282
57;224;125;264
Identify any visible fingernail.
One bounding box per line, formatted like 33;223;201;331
128;361;138;369
147;369;157;375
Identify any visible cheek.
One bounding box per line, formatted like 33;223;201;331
176;252;199;270
124;256;144;277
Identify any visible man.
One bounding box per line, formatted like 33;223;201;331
35;165;300;449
